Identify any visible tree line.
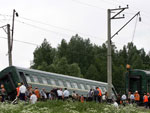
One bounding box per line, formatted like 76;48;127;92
31;34;150;93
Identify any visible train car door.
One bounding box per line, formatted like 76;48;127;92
130;76;141;93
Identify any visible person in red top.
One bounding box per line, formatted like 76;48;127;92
34;87;40;100
97;87;102;103
143;93;148;108
134;91;140;106
1;84;6;102
16;83;21;97
80;95;84;103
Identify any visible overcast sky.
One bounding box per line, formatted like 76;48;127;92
0;0;150;70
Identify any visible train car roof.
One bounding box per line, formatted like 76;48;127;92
132;69;150;75
9;66;108;85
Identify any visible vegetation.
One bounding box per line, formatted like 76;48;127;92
0;100;149;113
31;34;150;93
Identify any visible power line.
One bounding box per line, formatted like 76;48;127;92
16;20;73;37
18;16;102;40
71;0;106;10
0;37;38;46
16;19;107;42
131;16;138;42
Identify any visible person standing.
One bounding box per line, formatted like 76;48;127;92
1;84;6;102
143;93;148;108
134;91;140;106
128;91;131;104
72;91;77;102
80;95;84;103
25;87;30;100
57;88;63;100
97;87;102;103
19;82;27;101
88;89;93;101
16;83;21;98
148;93;150;109
63;88;70;100
30;92;37;104
34;87;40;100
94;87;99;102
121;94;127;106
130;92;135;104
40;88;47;101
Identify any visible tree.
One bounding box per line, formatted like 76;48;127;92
68;63;83;77
86;64;99;80
57;39;68;58
31;39;56;69
67;34;94;76
55;57;69;75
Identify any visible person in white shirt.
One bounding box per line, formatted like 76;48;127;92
121;94;127;106
130;93;135;104
121;94;127;100
30;92;37;104
63;88;70;100
40;88;47;101
113;101;119;109
57;88;63;100
19;82;27;101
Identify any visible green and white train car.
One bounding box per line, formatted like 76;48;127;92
0;66;117;100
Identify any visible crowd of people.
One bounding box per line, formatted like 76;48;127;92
14;82;87;104
116;91;150;108
1;82;150;108
13;83;105;104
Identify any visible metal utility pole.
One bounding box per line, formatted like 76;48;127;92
7;24;12;66
11;9;18;52
107;6;128;100
107;9;112;101
107;5;141;101
0;9;19;66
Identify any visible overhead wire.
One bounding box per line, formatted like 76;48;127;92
71;0;106;10
131;16;138;42
0;36;38;46
0;1;149;49
18;16;103;40
16;19;79;40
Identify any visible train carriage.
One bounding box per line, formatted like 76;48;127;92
0;66;117;100
126;69;150;102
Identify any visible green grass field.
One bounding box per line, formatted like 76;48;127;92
0;100;149;113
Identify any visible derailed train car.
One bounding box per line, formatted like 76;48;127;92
0;66;117;100
126;69;150;102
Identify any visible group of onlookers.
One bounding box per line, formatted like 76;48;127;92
116;91;150;108
3;82;150;108
87;87;103;103
15;82;87;104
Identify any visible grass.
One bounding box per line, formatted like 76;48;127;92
0;100;149;113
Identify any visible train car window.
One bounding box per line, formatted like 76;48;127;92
25;75;31;82
92;86;96;89
32;76;39;83
42;77;48;84
80;84;85;90
50;79;56;85
71;82;78;89
102;87;107;92
86;85;91;90
66;81;71;88
58;80;64;87
99;87;104;93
